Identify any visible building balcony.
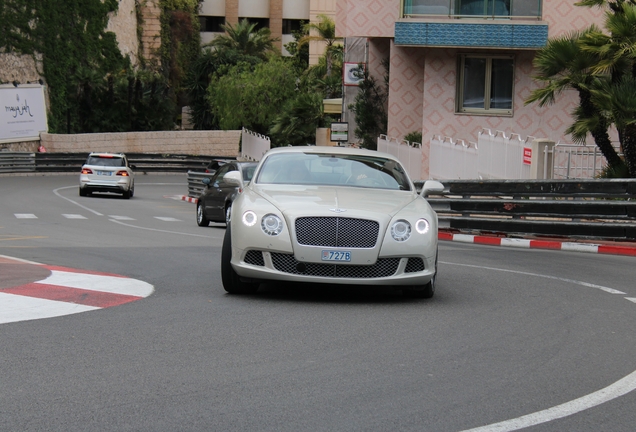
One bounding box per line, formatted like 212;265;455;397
402;0;542;20
396;0;546;49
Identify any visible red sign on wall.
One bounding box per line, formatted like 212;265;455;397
523;147;532;165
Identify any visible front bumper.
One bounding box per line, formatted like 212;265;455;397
231;247;436;286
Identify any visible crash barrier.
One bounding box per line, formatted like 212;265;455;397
0;152;36;173
416;179;636;240
0;152;223;174
187;171;209;198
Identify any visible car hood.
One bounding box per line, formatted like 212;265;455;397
253;184;416;219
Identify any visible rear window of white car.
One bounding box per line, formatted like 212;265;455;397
256;152;411;191
86;156;125;167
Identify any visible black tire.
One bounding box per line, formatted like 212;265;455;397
129;183;134;198
225;203;232;226
79;188;87;197
122;189;131;199
196;202;210;227
403;249;437;299
221;224;259;294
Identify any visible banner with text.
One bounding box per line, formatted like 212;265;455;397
1;85;48;143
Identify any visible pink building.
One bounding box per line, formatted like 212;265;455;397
336;0;605;177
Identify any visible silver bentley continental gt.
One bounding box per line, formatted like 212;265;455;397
221;146;444;298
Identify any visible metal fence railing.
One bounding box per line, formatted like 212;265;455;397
0;152;36;173
416;178;636;241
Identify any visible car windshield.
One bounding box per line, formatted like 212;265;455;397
256;152;411;191
87;156;125;167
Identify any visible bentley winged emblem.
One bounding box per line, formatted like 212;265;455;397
329;208;346;213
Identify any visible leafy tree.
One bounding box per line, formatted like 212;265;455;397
283;24;309;73
300;45;344;98
207;57;298;134
298;14;342;77
269;92;332;146
185;49;262;129
207;19;279;60
348;62;389;150
525;29;623;169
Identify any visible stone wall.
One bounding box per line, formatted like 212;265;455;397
0;52;42;84
107;0;140;66
38;130;241;156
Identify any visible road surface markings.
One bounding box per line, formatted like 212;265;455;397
0;261;154;325
445;261;636;431
14;214;37;219
154;216;182;222
62;214;87;219
109;215;135;221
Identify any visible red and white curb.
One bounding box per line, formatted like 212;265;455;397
0;258;154;325
440;232;636;257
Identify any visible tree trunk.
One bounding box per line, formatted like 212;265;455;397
579;89;623;168
622;124;636;178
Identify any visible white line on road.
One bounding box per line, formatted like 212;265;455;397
53;186;103;216
62;214;87;219
460;370;636;432
443;261;634;431
14;214;37;219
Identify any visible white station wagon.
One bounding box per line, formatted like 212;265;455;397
221;146;444;298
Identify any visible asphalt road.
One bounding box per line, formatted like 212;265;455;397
1;174;636;432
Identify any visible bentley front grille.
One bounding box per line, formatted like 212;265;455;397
295;217;379;248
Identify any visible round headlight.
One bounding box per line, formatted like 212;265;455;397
415;218;430;234
261;214;284;236
391;219;411;242
242;211;257;227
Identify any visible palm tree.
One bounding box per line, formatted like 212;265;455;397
207;19;279;60
588;76;636;176
525;29;623;168
298;14;342;77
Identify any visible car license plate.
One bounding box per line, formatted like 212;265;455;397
321;250;351;262
97;171;112;176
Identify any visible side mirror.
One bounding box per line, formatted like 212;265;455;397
224;170;242;187
202;177;211;186
421;180;445;197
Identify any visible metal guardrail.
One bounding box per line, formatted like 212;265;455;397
416;179;636;240
0;152;230;174
0;152;36;173
187;171;210;198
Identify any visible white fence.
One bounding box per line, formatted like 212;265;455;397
377;135;423;180
241;128;271;161
429;136;478;179
475;129;533;179
552;143;609;179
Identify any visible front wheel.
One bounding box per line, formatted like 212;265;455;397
197;202;210;227
225;203;232;226
221;225;259;294
403;249;437;299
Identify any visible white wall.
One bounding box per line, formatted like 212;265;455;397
200;0;225;16
283;0;310;19
239;0;270;17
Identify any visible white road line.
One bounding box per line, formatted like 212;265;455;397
53;186;103;216
625;298;636;304
14;213;37;219
443;260;635;431
62;214;87;219
460;370;636;432
0;292;98;324
109;215;135;221
444;262;626;295
154;216;182;222
39;271;154;297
